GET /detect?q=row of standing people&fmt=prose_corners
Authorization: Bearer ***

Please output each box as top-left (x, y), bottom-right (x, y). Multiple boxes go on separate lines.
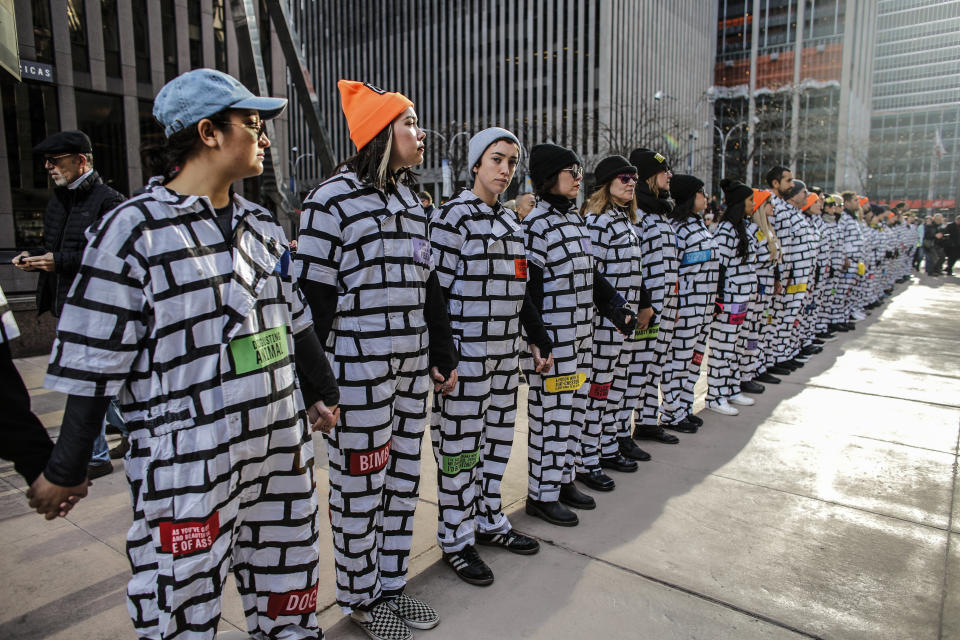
top-left (19, 70), bottom-right (914, 640)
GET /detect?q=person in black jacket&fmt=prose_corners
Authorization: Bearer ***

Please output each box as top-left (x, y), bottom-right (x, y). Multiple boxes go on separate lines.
top-left (942, 215), bottom-right (960, 276)
top-left (12, 130), bottom-right (125, 480)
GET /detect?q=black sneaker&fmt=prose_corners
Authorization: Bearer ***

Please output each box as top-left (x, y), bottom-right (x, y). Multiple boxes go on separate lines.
top-left (559, 482), bottom-right (596, 509)
top-left (476, 530), bottom-right (540, 555)
top-left (443, 545), bottom-right (493, 586)
top-left (685, 413), bottom-right (704, 427)
top-left (525, 498), bottom-right (579, 526)
top-left (768, 365), bottom-right (792, 376)
top-left (576, 469), bottom-right (616, 492)
top-left (740, 380), bottom-right (765, 394)
top-left (754, 372), bottom-right (781, 384)
top-left (816, 332), bottom-right (837, 342)
top-left (87, 460), bottom-right (113, 480)
top-left (618, 436), bottom-right (652, 461)
top-left (385, 593), bottom-right (441, 630)
top-left (352, 602), bottom-right (413, 640)
top-left (599, 453), bottom-right (639, 473)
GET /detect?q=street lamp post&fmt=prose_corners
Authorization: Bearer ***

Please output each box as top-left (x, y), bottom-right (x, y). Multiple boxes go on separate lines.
top-left (711, 120), bottom-right (751, 182)
top-left (289, 146), bottom-right (314, 200)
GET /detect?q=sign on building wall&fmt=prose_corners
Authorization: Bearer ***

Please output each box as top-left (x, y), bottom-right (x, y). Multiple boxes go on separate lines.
top-left (0, 0), bottom-right (20, 81)
top-left (19, 59), bottom-right (53, 82)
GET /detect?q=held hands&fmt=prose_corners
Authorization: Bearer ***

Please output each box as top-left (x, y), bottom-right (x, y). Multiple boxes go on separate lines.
top-left (431, 367), bottom-right (458, 396)
top-left (26, 475), bottom-right (89, 520)
top-left (530, 344), bottom-right (554, 374)
top-left (306, 401), bottom-right (339, 434)
top-left (634, 307), bottom-right (654, 332)
top-left (611, 306), bottom-right (637, 335)
top-left (14, 252), bottom-right (55, 272)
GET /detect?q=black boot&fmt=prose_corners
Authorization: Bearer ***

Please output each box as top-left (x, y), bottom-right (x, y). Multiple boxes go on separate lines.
top-left (559, 482), bottom-right (596, 509)
top-left (618, 437), bottom-right (652, 461)
top-left (599, 453), bottom-right (639, 473)
top-left (576, 469), bottom-right (616, 492)
top-left (525, 498), bottom-right (579, 526)
top-left (633, 425), bottom-right (680, 444)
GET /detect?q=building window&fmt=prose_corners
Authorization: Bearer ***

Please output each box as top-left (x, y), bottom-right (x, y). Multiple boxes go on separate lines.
top-left (1, 76), bottom-right (60, 249)
top-left (101, 0), bottom-right (122, 77)
top-left (132, 4), bottom-right (151, 84)
top-left (188, 1), bottom-right (203, 69)
top-left (138, 98), bottom-right (165, 183)
top-left (213, 0), bottom-right (227, 72)
top-left (75, 90), bottom-right (128, 195)
top-left (32, 0), bottom-right (55, 64)
top-left (67, 0), bottom-right (90, 74)
top-left (161, 0), bottom-right (178, 82)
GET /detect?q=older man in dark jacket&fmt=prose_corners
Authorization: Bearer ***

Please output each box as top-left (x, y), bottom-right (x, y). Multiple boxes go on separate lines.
top-left (12, 130), bottom-right (125, 479)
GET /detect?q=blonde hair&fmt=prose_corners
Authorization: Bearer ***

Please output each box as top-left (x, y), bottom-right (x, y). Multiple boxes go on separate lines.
top-left (752, 203), bottom-right (781, 264)
top-left (646, 175), bottom-right (660, 197)
top-left (584, 181), bottom-right (638, 224)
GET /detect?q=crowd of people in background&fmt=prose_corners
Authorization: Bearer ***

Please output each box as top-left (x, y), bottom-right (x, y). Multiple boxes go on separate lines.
top-left (2, 69), bottom-right (954, 640)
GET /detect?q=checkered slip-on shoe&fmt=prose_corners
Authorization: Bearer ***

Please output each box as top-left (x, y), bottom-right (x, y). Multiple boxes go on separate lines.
top-left (351, 602), bottom-right (412, 640)
top-left (385, 593), bottom-right (441, 630)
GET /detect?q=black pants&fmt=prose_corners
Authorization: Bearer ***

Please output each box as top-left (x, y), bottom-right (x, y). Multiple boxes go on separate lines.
top-left (0, 342), bottom-right (53, 484)
top-left (946, 250), bottom-right (960, 275)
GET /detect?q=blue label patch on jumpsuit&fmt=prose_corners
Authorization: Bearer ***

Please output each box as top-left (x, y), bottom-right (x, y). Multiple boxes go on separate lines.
top-left (44, 180), bottom-right (322, 640)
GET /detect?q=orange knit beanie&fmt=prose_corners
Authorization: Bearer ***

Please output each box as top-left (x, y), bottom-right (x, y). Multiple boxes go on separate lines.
top-left (337, 80), bottom-right (414, 151)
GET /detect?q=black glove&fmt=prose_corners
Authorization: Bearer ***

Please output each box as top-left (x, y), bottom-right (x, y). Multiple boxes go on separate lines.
top-left (610, 306), bottom-right (637, 334)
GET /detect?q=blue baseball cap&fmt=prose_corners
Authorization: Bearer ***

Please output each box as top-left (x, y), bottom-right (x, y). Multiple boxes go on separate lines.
top-left (153, 68), bottom-right (288, 138)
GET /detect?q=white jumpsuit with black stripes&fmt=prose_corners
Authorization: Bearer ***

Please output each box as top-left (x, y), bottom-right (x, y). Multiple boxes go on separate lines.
top-left (428, 190), bottom-right (527, 554)
top-left (660, 216), bottom-right (719, 426)
top-left (799, 214), bottom-right (824, 346)
top-left (768, 197), bottom-right (813, 365)
top-left (837, 212), bottom-right (864, 322)
top-left (740, 221), bottom-right (775, 381)
top-left (296, 171), bottom-right (432, 613)
top-left (45, 181), bottom-right (322, 640)
top-left (612, 209), bottom-right (680, 431)
top-left (521, 200), bottom-right (594, 502)
top-left (578, 206), bottom-right (644, 467)
top-left (818, 216), bottom-right (843, 329)
top-left (708, 221), bottom-right (757, 404)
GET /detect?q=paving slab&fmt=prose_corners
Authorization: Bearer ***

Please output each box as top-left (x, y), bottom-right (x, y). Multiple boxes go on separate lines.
top-left (943, 534), bottom-right (960, 640)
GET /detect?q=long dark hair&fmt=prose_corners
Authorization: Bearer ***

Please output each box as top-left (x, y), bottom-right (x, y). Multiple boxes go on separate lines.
top-left (337, 124), bottom-right (417, 191)
top-left (667, 196), bottom-right (697, 223)
top-left (141, 109), bottom-right (230, 182)
top-left (722, 200), bottom-right (751, 258)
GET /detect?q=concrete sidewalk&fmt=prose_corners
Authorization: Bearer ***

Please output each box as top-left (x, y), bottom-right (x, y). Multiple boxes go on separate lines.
top-left (1, 274), bottom-right (958, 639)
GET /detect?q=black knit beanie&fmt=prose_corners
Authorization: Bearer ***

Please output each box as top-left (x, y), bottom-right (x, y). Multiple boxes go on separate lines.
top-left (629, 147), bottom-right (671, 181)
top-left (593, 155), bottom-right (635, 186)
top-left (720, 178), bottom-right (753, 209)
top-left (530, 143), bottom-right (580, 189)
top-left (670, 174), bottom-right (704, 207)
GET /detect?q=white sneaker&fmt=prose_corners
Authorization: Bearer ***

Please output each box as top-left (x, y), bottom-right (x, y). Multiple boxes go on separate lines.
top-left (707, 400), bottom-right (739, 416)
top-left (794, 354), bottom-right (811, 362)
top-left (729, 393), bottom-right (755, 406)
top-left (852, 311), bottom-right (867, 321)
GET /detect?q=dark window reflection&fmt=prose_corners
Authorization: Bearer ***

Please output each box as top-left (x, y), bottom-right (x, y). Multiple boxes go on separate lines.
top-left (32, 0), bottom-right (55, 64)
top-left (161, 0), bottom-right (178, 81)
top-left (133, 4), bottom-right (151, 84)
top-left (67, 0), bottom-right (90, 74)
top-left (101, 0), bottom-right (122, 77)
top-left (75, 89), bottom-right (128, 196)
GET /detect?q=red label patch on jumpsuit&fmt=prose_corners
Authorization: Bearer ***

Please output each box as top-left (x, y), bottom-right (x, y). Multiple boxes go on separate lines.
top-left (348, 441), bottom-right (391, 475)
top-left (159, 513), bottom-right (221, 556)
top-left (588, 382), bottom-right (611, 400)
top-left (692, 351), bottom-right (704, 365)
top-left (266, 583), bottom-right (319, 619)
top-left (514, 258), bottom-right (528, 279)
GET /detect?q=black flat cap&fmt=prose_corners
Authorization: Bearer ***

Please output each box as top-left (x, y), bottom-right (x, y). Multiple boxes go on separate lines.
top-left (33, 130), bottom-right (93, 155)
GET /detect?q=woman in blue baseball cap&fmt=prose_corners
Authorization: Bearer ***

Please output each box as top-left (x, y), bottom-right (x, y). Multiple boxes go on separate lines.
top-left (31, 68), bottom-right (339, 639)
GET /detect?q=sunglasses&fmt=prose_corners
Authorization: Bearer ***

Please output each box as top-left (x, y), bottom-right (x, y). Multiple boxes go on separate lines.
top-left (215, 119), bottom-right (268, 138)
top-left (616, 174), bottom-right (638, 185)
top-left (43, 153), bottom-right (75, 167)
top-left (561, 166), bottom-right (583, 179)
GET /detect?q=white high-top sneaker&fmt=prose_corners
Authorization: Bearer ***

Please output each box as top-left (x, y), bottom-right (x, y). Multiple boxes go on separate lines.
top-left (729, 393), bottom-right (756, 406)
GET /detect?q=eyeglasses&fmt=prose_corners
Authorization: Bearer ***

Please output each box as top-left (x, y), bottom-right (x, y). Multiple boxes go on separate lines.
top-left (43, 153), bottom-right (75, 167)
top-left (215, 120), bottom-right (268, 138)
top-left (616, 174), bottom-right (637, 185)
top-left (561, 166), bottom-right (583, 179)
